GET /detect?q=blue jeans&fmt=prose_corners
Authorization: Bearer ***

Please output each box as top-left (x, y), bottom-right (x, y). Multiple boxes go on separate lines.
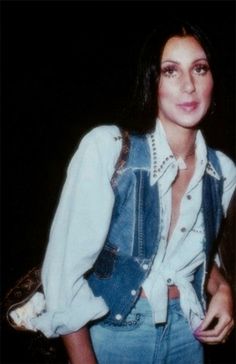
top-left (90, 297), bottom-right (203, 364)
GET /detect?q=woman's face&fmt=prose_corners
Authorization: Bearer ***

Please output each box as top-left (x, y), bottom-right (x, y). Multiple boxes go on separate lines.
top-left (157, 35), bottom-right (213, 130)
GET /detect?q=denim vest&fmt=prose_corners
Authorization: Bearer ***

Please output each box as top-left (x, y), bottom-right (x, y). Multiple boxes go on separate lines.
top-left (87, 134), bottom-right (223, 324)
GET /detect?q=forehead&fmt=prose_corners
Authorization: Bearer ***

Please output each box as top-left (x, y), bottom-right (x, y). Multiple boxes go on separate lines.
top-left (161, 36), bottom-right (207, 62)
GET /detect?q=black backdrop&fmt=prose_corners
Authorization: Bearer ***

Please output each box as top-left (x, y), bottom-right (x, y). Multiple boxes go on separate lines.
top-left (1, 1), bottom-right (236, 363)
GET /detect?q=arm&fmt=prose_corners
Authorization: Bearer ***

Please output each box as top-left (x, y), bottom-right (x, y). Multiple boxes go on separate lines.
top-left (218, 189), bottom-right (236, 291)
top-left (30, 127), bottom-right (121, 338)
top-left (195, 152), bottom-right (236, 344)
top-left (195, 263), bottom-right (234, 344)
top-left (62, 326), bottom-right (97, 364)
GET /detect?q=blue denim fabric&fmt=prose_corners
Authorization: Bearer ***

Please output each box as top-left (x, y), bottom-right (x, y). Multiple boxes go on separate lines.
top-left (90, 297), bottom-right (203, 364)
top-left (87, 135), bottom-right (161, 322)
top-left (87, 135), bottom-right (223, 325)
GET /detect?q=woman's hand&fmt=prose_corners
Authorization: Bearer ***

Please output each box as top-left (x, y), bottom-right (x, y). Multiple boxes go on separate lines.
top-left (194, 264), bottom-right (234, 344)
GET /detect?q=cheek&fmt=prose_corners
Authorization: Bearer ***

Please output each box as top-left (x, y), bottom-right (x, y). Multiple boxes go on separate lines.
top-left (201, 87), bottom-right (213, 112)
top-left (203, 84), bottom-right (213, 98)
top-left (157, 80), bottom-right (173, 100)
top-left (201, 77), bottom-right (214, 102)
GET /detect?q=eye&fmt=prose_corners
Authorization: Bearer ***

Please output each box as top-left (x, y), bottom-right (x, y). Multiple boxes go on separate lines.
top-left (193, 64), bottom-right (210, 75)
top-left (161, 65), bottom-right (178, 78)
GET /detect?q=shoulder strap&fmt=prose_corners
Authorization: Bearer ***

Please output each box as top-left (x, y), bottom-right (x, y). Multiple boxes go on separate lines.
top-left (111, 128), bottom-right (130, 187)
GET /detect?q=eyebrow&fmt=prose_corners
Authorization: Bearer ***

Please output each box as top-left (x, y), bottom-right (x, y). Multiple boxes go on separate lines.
top-left (161, 58), bottom-right (208, 65)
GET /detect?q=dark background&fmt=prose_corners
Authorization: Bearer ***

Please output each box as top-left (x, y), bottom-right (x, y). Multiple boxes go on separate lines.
top-left (1, 1), bottom-right (235, 363)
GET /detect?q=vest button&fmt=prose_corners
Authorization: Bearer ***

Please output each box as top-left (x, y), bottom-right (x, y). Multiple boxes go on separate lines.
top-left (187, 195), bottom-right (192, 200)
top-left (115, 314), bottom-right (122, 321)
top-left (180, 227), bottom-right (186, 233)
top-left (131, 290), bottom-right (136, 296)
top-left (142, 264), bottom-right (149, 270)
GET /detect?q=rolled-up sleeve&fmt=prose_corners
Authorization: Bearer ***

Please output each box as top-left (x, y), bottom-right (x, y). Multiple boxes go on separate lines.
top-left (32, 126), bottom-right (120, 337)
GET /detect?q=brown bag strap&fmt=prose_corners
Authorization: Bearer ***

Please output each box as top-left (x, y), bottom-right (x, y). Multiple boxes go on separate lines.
top-left (3, 265), bottom-right (42, 329)
top-left (111, 128), bottom-right (130, 188)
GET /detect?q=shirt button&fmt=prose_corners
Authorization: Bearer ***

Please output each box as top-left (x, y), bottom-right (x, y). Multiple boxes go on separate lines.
top-left (167, 278), bottom-right (173, 284)
top-left (142, 264), bottom-right (149, 270)
top-left (187, 195), bottom-right (192, 200)
top-left (131, 290), bottom-right (136, 296)
top-left (115, 314), bottom-right (122, 321)
top-left (180, 227), bottom-right (186, 233)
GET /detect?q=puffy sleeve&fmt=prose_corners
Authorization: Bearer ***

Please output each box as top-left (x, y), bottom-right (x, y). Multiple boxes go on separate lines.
top-left (32, 125), bottom-right (121, 337)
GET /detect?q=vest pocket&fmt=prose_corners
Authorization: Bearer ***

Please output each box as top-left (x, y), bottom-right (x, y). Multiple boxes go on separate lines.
top-left (93, 242), bottom-right (118, 279)
top-left (100, 311), bottom-right (144, 332)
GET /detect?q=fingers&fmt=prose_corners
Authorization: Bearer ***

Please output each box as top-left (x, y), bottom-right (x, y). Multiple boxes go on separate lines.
top-left (194, 318), bottom-right (234, 345)
top-left (198, 315), bottom-right (234, 337)
top-left (196, 324), bottom-right (233, 344)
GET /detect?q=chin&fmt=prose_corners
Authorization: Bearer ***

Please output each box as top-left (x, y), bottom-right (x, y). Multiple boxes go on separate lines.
top-left (160, 109), bottom-right (207, 129)
top-left (179, 118), bottom-right (202, 129)
top-left (173, 111), bottom-right (206, 129)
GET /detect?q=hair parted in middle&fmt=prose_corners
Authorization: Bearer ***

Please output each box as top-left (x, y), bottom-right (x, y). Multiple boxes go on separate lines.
top-left (119, 18), bottom-right (218, 135)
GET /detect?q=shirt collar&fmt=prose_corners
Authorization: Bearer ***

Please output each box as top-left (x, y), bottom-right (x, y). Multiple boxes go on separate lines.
top-left (147, 119), bottom-right (220, 186)
top-left (148, 120), bottom-right (175, 186)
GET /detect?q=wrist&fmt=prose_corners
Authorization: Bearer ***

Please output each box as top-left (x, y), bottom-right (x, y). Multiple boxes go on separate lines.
top-left (206, 263), bottom-right (231, 296)
top-left (217, 281), bottom-right (232, 294)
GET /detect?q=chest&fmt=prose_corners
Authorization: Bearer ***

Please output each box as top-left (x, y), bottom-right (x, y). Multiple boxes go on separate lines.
top-left (168, 160), bottom-right (196, 239)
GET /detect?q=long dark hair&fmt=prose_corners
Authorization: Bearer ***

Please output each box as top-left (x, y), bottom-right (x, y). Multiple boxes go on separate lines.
top-left (119, 19), bottom-right (218, 134)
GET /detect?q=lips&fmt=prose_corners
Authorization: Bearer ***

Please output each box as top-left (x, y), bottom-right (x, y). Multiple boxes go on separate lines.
top-left (177, 101), bottom-right (199, 112)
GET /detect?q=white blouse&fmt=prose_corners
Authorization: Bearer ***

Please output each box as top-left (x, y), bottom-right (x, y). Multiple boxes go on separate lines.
top-left (15, 120), bottom-right (236, 337)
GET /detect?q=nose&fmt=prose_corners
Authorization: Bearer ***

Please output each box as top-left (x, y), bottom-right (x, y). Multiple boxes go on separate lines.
top-left (181, 72), bottom-right (195, 94)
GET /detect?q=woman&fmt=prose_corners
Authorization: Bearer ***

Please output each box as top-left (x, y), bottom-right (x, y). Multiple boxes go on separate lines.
top-left (15, 20), bottom-right (236, 363)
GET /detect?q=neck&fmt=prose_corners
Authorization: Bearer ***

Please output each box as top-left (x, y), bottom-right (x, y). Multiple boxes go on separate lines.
top-left (161, 122), bottom-right (197, 159)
